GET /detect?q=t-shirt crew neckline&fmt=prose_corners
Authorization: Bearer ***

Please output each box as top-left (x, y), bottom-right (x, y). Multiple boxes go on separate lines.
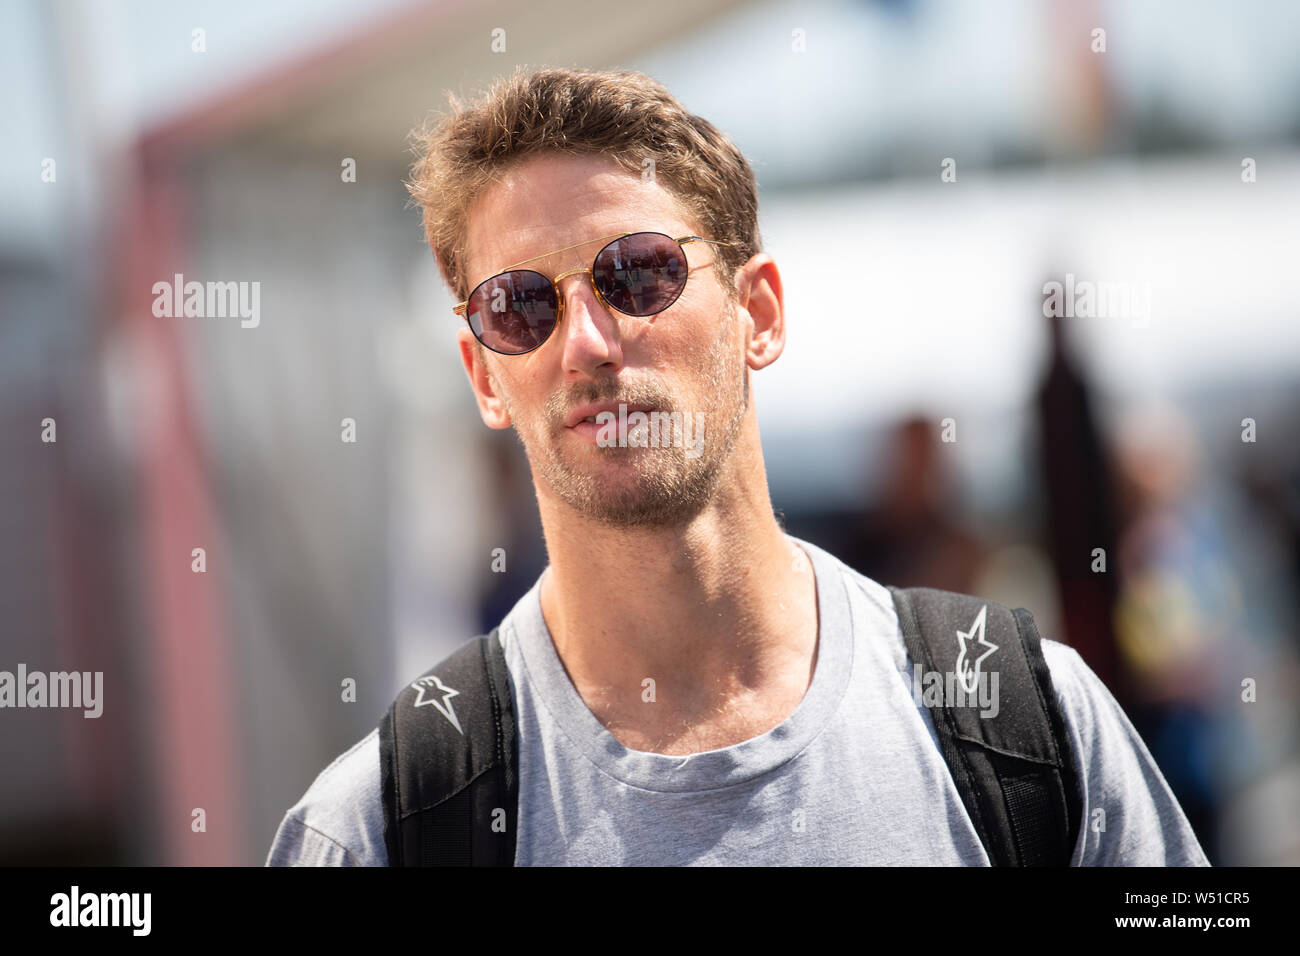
top-left (505, 534), bottom-right (854, 793)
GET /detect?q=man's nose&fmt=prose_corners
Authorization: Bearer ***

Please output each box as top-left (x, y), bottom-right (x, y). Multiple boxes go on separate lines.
top-left (556, 272), bottom-right (623, 373)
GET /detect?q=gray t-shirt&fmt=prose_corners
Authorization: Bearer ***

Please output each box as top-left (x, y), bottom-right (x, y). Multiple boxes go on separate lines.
top-left (266, 535), bottom-right (1209, 866)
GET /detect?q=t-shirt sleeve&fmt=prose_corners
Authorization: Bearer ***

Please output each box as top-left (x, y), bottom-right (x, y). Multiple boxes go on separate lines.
top-left (264, 728), bottom-right (388, 867)
top-left (266, 814), bottom-right (367, 866)
top-left (1040, 640), bottom-right (1211, 867)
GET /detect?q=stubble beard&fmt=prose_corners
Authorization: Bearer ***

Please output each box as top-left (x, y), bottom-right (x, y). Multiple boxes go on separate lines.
top-left (502, 301), bottom-right (750, 529)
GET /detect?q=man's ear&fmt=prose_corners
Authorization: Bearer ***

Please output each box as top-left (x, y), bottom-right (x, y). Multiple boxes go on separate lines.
top-left (735, 254), bottom-right (785, 370)
top-left (458, 327), bottom-right (513, 429)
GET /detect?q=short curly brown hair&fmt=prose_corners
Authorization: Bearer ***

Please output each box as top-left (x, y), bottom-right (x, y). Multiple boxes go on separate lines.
top-left (405, 66), bottom-right (761, 306)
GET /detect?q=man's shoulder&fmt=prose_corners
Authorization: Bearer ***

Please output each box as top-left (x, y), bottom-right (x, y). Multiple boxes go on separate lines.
top-left (809, 541), bottom-right (1210, 866)
top-left (1036, 637), bottom-right (1123, 752)
top-left (1034, 637), bottom-right (1211, 865)
top-left (265, 727), bottom-right (387, 867)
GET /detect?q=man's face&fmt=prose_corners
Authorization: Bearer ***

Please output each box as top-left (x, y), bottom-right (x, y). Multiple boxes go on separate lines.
top-left (458, 152), bottom-right (751, 529)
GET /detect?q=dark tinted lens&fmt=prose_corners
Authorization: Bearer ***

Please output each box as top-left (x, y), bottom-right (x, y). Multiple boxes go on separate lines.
top-left (592, 233), bottom-right (687, 316)
top-left (465, 270), bottom-right (558, 354)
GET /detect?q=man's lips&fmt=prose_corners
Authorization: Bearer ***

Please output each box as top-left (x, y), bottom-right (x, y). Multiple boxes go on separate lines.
top-left (564, 401), bottom-right (656, 428)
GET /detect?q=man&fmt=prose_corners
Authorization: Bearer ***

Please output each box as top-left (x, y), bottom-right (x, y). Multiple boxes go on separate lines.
top-left (267, 67), bottom-right (1208, 866)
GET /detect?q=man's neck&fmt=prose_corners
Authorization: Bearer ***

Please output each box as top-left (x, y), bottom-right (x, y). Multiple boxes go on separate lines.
top-left (535, 451), bottom-right (820, 755)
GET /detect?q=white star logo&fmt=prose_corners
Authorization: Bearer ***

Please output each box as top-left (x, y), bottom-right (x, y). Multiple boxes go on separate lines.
top-left (955, 605), bottom-right (997, 694)
top-left (411, 674), bottom-right (464, 734)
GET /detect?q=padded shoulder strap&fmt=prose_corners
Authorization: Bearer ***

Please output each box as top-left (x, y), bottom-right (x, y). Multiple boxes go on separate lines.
top-left (889, 586), bottom-right (1081, 866)
top-left (379, 628), bottom-right (518, 866)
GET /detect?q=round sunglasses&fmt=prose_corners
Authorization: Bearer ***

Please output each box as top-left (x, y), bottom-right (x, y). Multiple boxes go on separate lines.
top-left (452, 231), bottom-right (738, 355)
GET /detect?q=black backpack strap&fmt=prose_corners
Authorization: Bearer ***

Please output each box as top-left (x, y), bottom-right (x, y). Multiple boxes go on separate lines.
top-left (889, 586), bottom-right (1082, 866)
top-left (379, 627), bottom-right (518, 866)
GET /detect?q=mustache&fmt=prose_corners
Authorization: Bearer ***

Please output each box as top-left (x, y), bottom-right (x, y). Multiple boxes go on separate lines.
top-left (546, 380), bottom-right (673, 427)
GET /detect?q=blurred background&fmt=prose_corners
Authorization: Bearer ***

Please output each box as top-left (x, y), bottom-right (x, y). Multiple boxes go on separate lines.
top-left (2, 0), bottom-right (1298, 866)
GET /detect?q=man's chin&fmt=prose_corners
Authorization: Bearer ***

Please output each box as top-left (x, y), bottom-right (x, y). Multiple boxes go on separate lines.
top-left (568, 492), bottom-right (709, 530)
top-left (546, 456), bottom-right (714, 529)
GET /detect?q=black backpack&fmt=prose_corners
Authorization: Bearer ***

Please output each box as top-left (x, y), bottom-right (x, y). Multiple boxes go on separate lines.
top-left (379, 586), bottom-right (1082, 866)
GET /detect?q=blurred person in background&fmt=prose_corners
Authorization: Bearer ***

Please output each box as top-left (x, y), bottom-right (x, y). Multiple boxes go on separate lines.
top-left (1111, 403), bottom-right (1248, 864)
top-left (1035, 305), bottom-right (1126, 706)
top-left (839, 416), bottom-right (986, 594)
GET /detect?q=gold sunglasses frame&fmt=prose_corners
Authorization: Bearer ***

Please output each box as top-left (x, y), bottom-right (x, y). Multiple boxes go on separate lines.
top-left (451, 231), bottom-right (738, 353)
